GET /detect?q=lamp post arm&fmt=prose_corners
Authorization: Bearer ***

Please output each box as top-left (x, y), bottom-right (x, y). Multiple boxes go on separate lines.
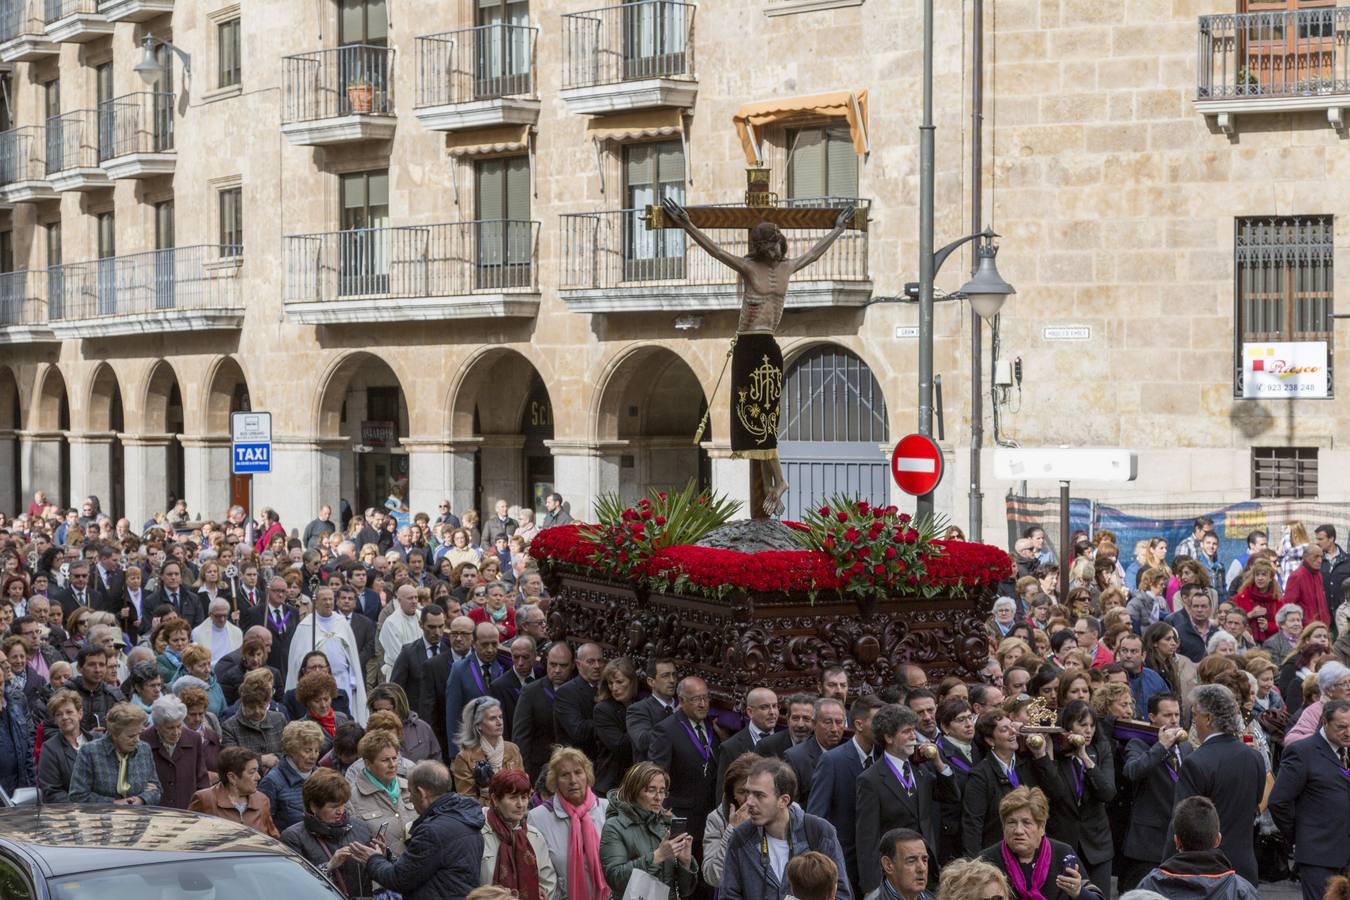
top-left (931, 226), bottom-right (998, 281)
top-left (159, 40), bottom-right (192, 79)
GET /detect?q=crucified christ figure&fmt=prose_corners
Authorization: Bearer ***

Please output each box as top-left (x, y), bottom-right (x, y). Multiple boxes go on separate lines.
top-left (661, 198), bottom-right (854, 517)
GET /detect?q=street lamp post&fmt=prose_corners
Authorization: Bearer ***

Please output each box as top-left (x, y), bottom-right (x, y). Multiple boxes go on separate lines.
top-left (915, 0), bottom-right (1015, 527)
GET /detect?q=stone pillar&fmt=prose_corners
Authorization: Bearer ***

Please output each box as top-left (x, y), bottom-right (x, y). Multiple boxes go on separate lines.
top-left (545, 440), bottom-right (624, 523)
top-left (181, 434), bottom-right (233, 521)
top-left (704, 441), bottom-right (752, 513)
top-left (67, 432), bottom-right (117, 512)
top-left (252, 438), bottom-right (347, 532)
top-left (19, 431), bottom-right (64, 509)
top-left (479, 434), bottom-right (526, 512)
top-left (403, 438), bottom-right (479, 520)
top-left (0, 430), bottom-right (17, 518)
top-left (121, 433), bottom-right (173, 529)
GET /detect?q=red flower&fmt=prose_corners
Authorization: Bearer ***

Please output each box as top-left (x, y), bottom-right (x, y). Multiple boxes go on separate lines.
top-left (884, 545), bottom-right (898, 559)
top-left (873, 564), bottom-right (886, 576)
top-left (823, 537), bottom-right (836, 550)
top-left (845, 527), bottom-right (861, 543)
top-left (857, 501), bottom-right (870, 513)
top-left (818, 506), bottom-right (830, 516)
top-left (836, 511), bottom-right (849, 523)
top-left (654, 516), bottom-right (666, 526)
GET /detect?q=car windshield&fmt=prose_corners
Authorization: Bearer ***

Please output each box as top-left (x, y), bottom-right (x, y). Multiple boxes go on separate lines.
top-left (48, 856), bottom-right (342, 900)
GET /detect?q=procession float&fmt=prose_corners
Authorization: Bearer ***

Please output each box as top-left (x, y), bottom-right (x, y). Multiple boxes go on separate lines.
top-left (534, 485), bottom-right (1012, 711)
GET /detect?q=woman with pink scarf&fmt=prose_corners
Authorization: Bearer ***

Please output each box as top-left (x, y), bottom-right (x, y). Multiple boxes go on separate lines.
top-left (528, 746), bottom-right (611, 900)
top-left (977, 787), bottom-right (1101, 900)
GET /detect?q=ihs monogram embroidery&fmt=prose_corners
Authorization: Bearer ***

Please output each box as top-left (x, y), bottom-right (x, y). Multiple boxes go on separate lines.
top-left (735, 354), bottom-right (783, 445)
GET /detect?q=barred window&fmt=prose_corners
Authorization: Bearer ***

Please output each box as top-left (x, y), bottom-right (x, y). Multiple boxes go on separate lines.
top-left (1235, 216), bottom-right (1333, 395)
top-left (1252, 446), bottom-right (1318, 499)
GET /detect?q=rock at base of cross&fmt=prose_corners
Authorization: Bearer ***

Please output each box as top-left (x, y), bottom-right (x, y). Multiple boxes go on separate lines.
top-left (696, 518), bottom-right (802, 553)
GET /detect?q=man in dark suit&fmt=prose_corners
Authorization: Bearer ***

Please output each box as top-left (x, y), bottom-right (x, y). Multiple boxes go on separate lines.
top-left (489, 634), bottom-right (538, 742)
top-left (626, 657), bottom-right (677, 759)
top-left (241, 577), bottom-right (300, 681)
top-left (1119, 692), bottom-right (1192, 892)
top-left (855, 704), bottom-right (959, 895)
top-left (150, 560), bottom-right (205, 628)
top-left (808, 694), bottom-right (885, 891)
top-left (514, 641), bottom-right (574, 782)
top-left (649, 675), bottom-right (720, 848)
top-left (757, 693), bottom-right (818, 760)
top-left (960, 710), bottom-right (1068, 857)
top-left (346, 566), bottom-right (382, 622)
top-left (422, 616), bottom-right (476, 763)
top-left (715, 687), bottom-right (779, 790)
top-left (784, 696), bottom-right (846, 808)
top-left (51, 560), bottom-right (96, 618)
top-left (553, 641), bottom-right (604, 759)
top-left (868, 828), bottom-right (936, 900)
top-left (335, 585), bottom-right (377, 685)
top-left (444, 621), bottom-right (508, 755)
top-left (389, 604), bottom-right (448, 722)
top-left (934, 698), bottom-right (977, 864)
top-left (1269, 698), bottom-right (1350, 900)
top-left (1168, 683), bottom-right (1265, 887)
top-left (91, 545), bottom-right (124, 607)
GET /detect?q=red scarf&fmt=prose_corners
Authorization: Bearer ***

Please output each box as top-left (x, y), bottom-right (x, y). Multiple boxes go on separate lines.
top-left (311, 709), bottom-right (336, 737)
top-left (1000, 836), bottom-right (1052, 900)
top-left (488, 807), bottom-right (542, 900)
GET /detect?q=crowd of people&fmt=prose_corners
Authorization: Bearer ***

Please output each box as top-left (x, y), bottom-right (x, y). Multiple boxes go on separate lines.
top-left (0, 496), bottom-right (1348, 900)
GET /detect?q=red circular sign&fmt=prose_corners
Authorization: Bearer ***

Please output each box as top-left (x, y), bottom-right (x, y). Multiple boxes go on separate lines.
top-left (891, 433), bottom-right (944, 496)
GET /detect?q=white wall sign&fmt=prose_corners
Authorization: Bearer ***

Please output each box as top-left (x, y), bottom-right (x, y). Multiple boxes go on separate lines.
top-left (894, 325), bottom-right (919, 339)
top-left (1042, 325), bottom-right (1092, 341)
top-left (1242, 342), bottom-right (1328, 399)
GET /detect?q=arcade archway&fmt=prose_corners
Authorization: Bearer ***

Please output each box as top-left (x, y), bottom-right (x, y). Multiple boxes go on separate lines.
top-left (317, 353), bottom-right (410, 517)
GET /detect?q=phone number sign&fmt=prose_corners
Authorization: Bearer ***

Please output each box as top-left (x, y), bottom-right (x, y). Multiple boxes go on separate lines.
top-left (1242, 342), bottom-right (1328, 399)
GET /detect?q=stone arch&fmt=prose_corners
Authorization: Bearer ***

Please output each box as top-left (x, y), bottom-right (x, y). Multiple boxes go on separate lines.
top-left (31, 364), bottom-right (69, 433)
top-left (86, 362), bottom-right (124, 434)
top-left (142, 359), bottom-right (185, 435)
top-left (0, 365), bottom-right (20, 514)
top-left (203, 356), bottom-right (251, 435)
top-left (29, 364), bottom-right (70, 507)
top-left (315, 351), bottom-right (413, 514)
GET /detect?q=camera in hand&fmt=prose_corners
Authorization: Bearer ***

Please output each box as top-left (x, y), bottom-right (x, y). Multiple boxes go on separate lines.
top-left (472, 759), bottom-right (495, 790)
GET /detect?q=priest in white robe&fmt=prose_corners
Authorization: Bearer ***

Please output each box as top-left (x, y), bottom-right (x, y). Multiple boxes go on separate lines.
top-left (286, 584), bottom-right (368, 724)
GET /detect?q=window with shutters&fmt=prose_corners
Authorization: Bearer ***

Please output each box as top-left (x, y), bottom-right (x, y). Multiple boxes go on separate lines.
top-left (476, 0), bottom-right (531, 98)
top-left (786, 125), bottom-right (858, 205)
top-left (1252, 446), bottom-right (1318, 498)
top-left (218, 18), bottom-right (242, 88)
top-left (219, 186), bottom-right (243, 256)
top-left (339, 169), bottom-right (390, 296)
top-left (97, 211), bottom-right (116, 316)
top-left (1234, 216), bottom-right (1333, 396)
top-left (45, 221), bottom-right (63, 320)
top-left (623, 140), bottom-right (685, 280)
top-left (475, 155), bottom-right (532, 288)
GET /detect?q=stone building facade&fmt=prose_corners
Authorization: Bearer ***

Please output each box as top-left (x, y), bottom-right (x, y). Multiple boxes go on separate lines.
top-left (0, 0), bottom-right (1343, 534)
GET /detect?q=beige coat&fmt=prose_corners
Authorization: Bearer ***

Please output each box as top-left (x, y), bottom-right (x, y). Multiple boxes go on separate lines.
top-left (451, 741), bottom-right (524, 804)
top-left (481, 817), bottom-right (559, 900)
top-left (346, 769), bottom-right (418, 856)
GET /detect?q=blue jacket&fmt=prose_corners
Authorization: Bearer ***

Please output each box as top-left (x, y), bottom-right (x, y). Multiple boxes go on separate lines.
top-left (444, 654), bottom-right (506, 755)
top-left (1127, 666), bottom-right (1169, 716)
top-left (720, 805), bottom-right (851, 900)
top-left (366, 792), bottom-right (485, 900)
top-left (0, 696), bottom-right (34, 792)
top-left (804, 739), bottom-right (867, 889)
top-left (258, 757), bottom-right (309, 831)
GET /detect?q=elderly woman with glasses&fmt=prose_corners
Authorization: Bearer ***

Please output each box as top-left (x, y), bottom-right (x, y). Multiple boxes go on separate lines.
top-left (978, 787), bottom-right (1101, 900)
top-left (599, 761), bottom-right (697, 898)
top-left (451, 695), bottom-right (524, 803)
top-left (68, 702), bottom-right (161, 805)
top-left (142, 693), bottom-right (211, 809)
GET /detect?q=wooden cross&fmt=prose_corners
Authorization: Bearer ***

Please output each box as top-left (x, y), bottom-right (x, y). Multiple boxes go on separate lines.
top-left (640, 166), bottom-right (869, 232)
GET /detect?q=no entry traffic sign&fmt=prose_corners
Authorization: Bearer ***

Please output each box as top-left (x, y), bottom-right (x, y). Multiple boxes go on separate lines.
top-left (891, 433), bottom-right (943, 496)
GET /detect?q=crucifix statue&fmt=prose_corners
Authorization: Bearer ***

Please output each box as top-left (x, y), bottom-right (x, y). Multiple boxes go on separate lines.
top-left (648, 168), bottom-right (864, 517)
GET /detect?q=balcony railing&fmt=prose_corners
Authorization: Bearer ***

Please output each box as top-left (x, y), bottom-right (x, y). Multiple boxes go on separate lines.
top-left (562, 1), bottom-right (695, 89)
top-left (43, 0), bottom-right (95, 22)
top-left (416, 24), bottom-right (538, 106)
top-left (285, 221), bottom-right (539, 304)
top-left (1199, 7), bottom-right (1350, 99)
top-left (45, 109), bottom-right (100, 173)
top-left (98, 92), bottom-right (173, 160)
top-left (283, 44), bottom-right (394, 123)
top-left (0, 270), bottom-right (45, 327)
top-left (0, 0), bottom-right (46, 40)
top-left (559, 200), bottom-right (869, 291)
top-left (0, 126), bottom-right (46, 184)
top-left (47, 245), bottom-right (241, 322)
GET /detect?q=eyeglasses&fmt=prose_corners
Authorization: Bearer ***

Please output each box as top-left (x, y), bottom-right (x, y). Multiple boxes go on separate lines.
top-left (450, 630), bottom-right (474, 637)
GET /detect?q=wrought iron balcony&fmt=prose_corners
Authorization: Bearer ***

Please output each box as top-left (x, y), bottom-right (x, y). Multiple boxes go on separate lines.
top-left (283, 221), bottom-right (541, 324)
top-left (414, 25), bottom-right (540, 131)
top-left (282, 44), bottom-right (396, 145)
top-left (558, 200), bottom-right (871, 313)
top-left (98, 92), bottom-right (175, 178)
top-left (1197, 7), bottom-right (1350, 131)
top-left (96, 0), bottom-right (172, 22)
top-left (0, 126), bottom-right (56, 202)
top-left (560, 1), bottom-right (697, 113)
top-left (0, 270), bottom-right (54, 343)
top-left (0, 0), bottom-right (57, 61)
top-left (46, 244), bottom-right (245, 338)
top-left (44, 109), bottom-right (110, 191)
top-left (43, 0), bottom-right (111, 42)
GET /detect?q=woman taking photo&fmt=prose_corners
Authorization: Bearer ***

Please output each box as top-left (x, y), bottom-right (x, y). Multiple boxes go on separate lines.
top-left (599, 761), bottom-right (697, 899)
top-left (259, 719), bottom-right (325, 831)
top-left (978, 787), bottom-right (1102, 899)
top-left (37, 689), bottom-right (89, 802)
top-left (482, 768), bottom-right (557, 900)
top-left (701, 752), bottom-right (758, 888)
top-left (593, 658), bottom-right (638, 794)
top-left (346, 729), bottom-right (417, 856)
top-left (282, 768), bottom-right (375, 899)
top-left (451, 695), bottom-right (523, 802)
top-left (189, 746), bottom-right (281, 837)
top-left (528, 746), bottom-right (610, 900)
top-left (1047, 701), bottom-right (1115, 895)
top-left (68, 702), bottom-right (161, 805)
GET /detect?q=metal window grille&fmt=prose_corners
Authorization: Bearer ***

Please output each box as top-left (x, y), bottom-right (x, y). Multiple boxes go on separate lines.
top-left (1252, 446), bottom-right (1318, 499)
top-left (1234, 215), bottom-right (1333, 396)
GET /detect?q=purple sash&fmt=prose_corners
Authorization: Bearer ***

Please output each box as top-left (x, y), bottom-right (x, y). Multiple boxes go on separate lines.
top-left (1071, 759), bottom-right (1085, 800)
top-left (883, 755), bottom-right (915, 793)
top-left (470, 660), bottom-right (489, 693)
top-left (938, 737), bottom-right (972, 773)
top-left (679, 718), bottom-right (711, 761)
